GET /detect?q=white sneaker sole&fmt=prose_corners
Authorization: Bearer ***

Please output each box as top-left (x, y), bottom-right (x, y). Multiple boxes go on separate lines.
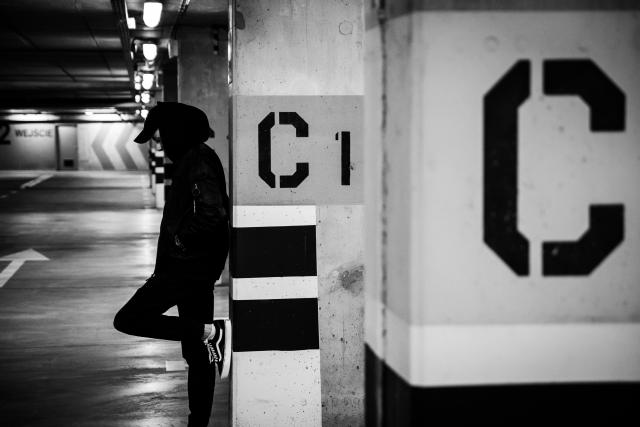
top-left (214, 317), bottom-right (232, 380)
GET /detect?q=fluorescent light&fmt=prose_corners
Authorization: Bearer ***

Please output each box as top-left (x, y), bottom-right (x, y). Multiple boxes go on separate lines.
top-left (85, 111), bottom-right (94, 116)
top-left (141, 109), bottom-right (149, 119)
top-left (7, 113), bottom-right (60, 121)
top-left (127, 17), bottom-right (136, 29)
top-left (143, 2), bottom-right (162, 28)
top-left (142, 43), bottom-right (158, 61)
top-left (141, 92), bottom-right (151, 104)
top-left (135, 94), bottom-right (141, 103)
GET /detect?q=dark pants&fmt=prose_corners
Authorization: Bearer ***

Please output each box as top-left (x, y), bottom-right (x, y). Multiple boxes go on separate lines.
top-left (113, 273), bottom-right (216, 427)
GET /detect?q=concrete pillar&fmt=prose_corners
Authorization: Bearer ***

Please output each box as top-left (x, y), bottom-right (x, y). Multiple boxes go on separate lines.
top-left (229, 0), bottom-right (364, 425)
top-left (364, 1), bottom-right (640, 425)
top-left (177, 25), bottom-right (230, 284)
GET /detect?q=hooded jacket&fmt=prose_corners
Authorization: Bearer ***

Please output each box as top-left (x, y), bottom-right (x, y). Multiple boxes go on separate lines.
top-left (135, 102), bottom-right (229, 281)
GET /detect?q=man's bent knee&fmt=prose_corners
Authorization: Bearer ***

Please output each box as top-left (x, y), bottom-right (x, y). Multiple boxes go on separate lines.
top-left (113, 309), bottom-right (131, 334)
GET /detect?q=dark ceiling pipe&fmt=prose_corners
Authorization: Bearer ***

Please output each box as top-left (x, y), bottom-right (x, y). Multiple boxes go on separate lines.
top-left (110, 0), bottom-right (135, 92)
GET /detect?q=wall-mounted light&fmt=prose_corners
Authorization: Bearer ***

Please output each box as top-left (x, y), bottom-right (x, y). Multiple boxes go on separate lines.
top-left (142, 43), bottom-right (158, 61)
top-left (141, 73), bottom-right (155, 90)
top-left (141, 92), bottom-right (151, 104)
top-left (143, 2), bottom-right (163, 28)
top-left (135, 82), bottom-right (142, 91)
top-left (141, 109), bottom-right (149, 119)
top-left (134, 73), bottom-right (142, 83)
top-left (135, 94), bottom-right (141, 103)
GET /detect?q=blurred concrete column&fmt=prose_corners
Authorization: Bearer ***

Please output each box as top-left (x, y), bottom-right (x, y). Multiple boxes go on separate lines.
top-left (364, 0), bottom-right (640, 425)
top-left (229, 0), bottom-right (364, 425)
top-left (177, 25), bottom-right (230, 284)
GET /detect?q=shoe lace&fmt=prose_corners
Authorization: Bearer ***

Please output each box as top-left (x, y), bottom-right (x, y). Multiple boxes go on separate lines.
top-left (204, 340), bottom-right (220, 364)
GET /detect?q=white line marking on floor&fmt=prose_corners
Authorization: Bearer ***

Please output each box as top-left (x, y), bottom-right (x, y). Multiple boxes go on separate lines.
top-left (0, 249), bottom-right (49, 288)
top-left (20, 174), bottom-right (53, 189)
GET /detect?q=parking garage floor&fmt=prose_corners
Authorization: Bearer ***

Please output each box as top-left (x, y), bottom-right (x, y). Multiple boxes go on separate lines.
top-left (0, 170), bottom-right (229, 427)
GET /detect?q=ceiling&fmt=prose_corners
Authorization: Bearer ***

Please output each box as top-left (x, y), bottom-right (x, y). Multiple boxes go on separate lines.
top-left (0, 0), bottom-right (226, 119)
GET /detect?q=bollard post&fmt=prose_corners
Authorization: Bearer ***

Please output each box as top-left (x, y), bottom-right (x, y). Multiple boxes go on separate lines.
top-left (149, 145), bottom-right (156, 194)
top-left (154, 149), bottom-right (164, 209)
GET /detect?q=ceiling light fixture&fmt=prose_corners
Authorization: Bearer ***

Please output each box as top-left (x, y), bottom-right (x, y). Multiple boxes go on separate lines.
top-left (141, 109), bottom-right (149, 119)
top-left (127, 17), bottom-right (136, 29)
top-left (135, 94), bottom-right (141, 103)
top-left (142, 43), bottom-right (158, 61)
top-left (85, 111), bottom-right (94, 116)
top-left (134, 82), bottom-right (142, 91)
top-left (141, 73), bottom-right (155, 90)
top-left (141, 92), bottom-right (151, 104)
top-left (143, 2), bottom-right (163, 28)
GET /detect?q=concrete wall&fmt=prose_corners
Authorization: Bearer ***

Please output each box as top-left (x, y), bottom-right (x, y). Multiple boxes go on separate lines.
top-left (0, 123), bottom-right (57, 170)
top-left (230, 0), bottom-right (364, 425)
top-left (365, 0), bottom-right (640, 424)
top-left (177, 27), bottom-right (229, 180)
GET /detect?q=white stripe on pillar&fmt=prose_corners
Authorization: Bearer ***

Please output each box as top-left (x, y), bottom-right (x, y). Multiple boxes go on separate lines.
top-left (232, 350), bottom-right (321, 426)
top-left (233, 205), bottom-right (316, 227)
top-left (367, 297), bottom-right (640, 387)
top-left (232, 276), bottom-right (319, 300)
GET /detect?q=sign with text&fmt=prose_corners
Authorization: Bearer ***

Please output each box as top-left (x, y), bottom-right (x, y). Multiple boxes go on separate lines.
top-left (0, 123), bottom-right (56, 169)
top-left (416, 12), bottom-right (640, 325)
top-left (232, 96), bottom-right (362, 205)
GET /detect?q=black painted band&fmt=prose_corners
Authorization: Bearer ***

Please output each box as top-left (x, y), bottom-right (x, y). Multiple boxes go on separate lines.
top-left (232, 298), bottom-right (319, 352)
top-left (365, 345), bottom-right (639, 425)
top-left (231, 225), bottom-right (317, 278)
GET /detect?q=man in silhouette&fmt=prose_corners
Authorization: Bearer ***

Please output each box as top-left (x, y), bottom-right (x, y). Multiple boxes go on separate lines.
top-left (114, 102), bottom-right (230, 427)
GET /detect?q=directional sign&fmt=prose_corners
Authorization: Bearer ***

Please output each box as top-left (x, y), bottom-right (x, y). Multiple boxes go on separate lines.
top-left (0, 249), bottom-right (49, 287)
top-left (77, 123), bottom-right (148, 171)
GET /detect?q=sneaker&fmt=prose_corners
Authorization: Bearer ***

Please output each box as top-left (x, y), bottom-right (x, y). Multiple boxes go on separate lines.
top-left (204, 318), bottom-right (231, 379)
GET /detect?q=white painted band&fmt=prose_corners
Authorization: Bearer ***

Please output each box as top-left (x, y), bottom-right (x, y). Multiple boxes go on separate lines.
top-left (154, 167), bottom-right (164, 173)
top-left (155, 151), bottom-right (164, 158)
top-left (366, 297), bottom-right (640, 387)
top-left (20, 174), bottom-right (53, 189)
top-left (232, 276), bottom-right (318, 300)
top-left (232, 350), bottom-right (321, 426)
top-left (233, 205), bottom-right (316, 228)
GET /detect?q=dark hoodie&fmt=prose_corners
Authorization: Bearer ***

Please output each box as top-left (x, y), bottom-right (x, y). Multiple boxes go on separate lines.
top-left (135, 102), bottom-right (229, 281)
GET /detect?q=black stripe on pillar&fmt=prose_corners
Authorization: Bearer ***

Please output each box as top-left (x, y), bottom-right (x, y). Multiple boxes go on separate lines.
top-left (232, 298), bottom-right (319, 351)
top-left (231, 226), bottom-right (317, 278)
top-left (365, 345), bottom-right (639, 425)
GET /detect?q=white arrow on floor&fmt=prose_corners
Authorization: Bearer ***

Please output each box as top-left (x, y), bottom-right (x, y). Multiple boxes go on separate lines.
top-left (0, 249), bottom-right (49, 288)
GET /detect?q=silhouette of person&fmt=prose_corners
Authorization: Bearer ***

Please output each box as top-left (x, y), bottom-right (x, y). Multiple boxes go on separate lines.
top-left (114, 102), bottom-right (230, 427)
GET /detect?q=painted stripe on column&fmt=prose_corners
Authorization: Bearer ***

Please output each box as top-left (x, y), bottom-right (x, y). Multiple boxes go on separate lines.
top-left (231, 226), bottom-right (317, 278)
top-left (365, 346), bottom-right (640, 426)
top-left (91, 124), bottom-right (114, 170)
top-left (232, 298), bottom-right (319, 352)
top-left (233, 350), bottom-right (321, 425)
top-left (233, 276), bottom-right (319, 300)
top-left (233, 205), bottom-right (316, 227)
top-left (367, 298), bottom-right (640, 386)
